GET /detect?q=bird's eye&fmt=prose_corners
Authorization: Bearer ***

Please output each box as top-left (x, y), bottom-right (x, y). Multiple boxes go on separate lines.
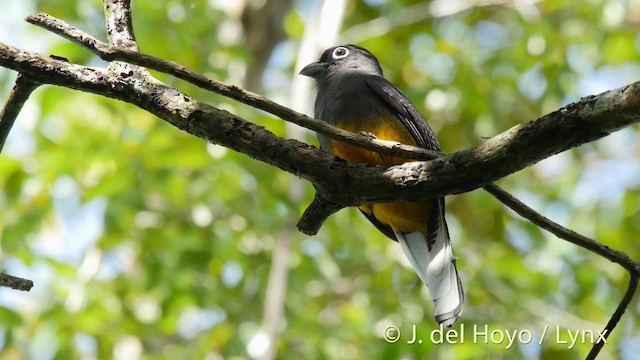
top-left (332, 47), bottom-right (350, 59)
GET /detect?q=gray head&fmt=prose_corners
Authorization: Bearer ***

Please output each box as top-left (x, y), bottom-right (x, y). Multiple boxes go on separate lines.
top-left (299, 45), bottom-right (384, 83)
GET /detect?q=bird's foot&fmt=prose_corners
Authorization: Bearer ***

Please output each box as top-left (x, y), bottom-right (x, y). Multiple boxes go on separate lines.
top-left (358, 131), bottom-right (378, 140)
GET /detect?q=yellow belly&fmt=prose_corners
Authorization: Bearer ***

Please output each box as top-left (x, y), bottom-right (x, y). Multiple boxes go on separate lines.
top-left (329, 117), bottom-right (430, 233)
top-left (359, 202), bottom-right (428, 233)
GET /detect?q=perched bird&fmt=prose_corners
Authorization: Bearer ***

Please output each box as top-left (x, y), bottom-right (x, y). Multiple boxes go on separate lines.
top-left (300, 45), bottom-right (464, 326)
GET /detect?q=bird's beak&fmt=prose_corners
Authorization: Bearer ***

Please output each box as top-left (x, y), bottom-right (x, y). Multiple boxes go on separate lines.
top-left (299, 61), bottom-right (328, 78)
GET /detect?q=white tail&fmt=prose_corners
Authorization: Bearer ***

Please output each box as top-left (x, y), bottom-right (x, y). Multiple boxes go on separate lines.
top-left (394, 206), bottom-right (464, 327)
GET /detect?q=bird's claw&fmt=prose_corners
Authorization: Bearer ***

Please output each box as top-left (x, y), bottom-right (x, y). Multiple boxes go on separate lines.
top-left (358, 131), bottom-right (378, 140)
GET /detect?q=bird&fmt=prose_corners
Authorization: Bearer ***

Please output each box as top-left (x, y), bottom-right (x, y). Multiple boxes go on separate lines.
top-left (300, 45), bottom-right (464, 327)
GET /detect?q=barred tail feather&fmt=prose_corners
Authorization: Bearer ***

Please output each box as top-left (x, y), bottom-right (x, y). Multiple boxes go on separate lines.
top-left (394, 207), bottom-right (464, 327)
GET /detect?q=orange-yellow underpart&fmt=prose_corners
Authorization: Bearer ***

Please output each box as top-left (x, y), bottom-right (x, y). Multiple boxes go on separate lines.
top-left (330, 116), bottom-right (430, 233)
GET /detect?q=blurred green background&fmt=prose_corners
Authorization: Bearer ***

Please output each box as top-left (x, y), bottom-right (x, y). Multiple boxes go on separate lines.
top-left (1, 0), bottom-right (639, 359)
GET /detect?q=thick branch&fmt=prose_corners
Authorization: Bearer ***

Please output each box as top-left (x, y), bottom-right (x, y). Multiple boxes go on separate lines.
top-left (296, 195), bottom-right (343, 235)
top-left (3, 41), bottom-right (640, 230)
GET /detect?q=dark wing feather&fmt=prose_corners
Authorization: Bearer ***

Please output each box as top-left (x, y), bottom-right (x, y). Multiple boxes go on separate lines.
top-left (364, 76), bottom-right (440, 152)
top-left (360, 210), bottom-right (397, 241)
top-left (363, 76), bottom-right (445, 241)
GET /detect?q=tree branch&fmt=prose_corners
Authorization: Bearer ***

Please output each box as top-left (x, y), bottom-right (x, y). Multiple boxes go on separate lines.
top-left (0, 272), bottom-right (34, 291)
top-left (297, 194), bottom-right (343, 235)
top-left (484, 184), bottom-right (639, 273)
top-left (0, 73), bottom-right (40, 152)
top-left (485, 183), bottom-right (640, 359)
top-left (3, 35), bottom-right (640, 234)
top-left (0, 73), bottom-right (40, 290)
top-left (104, 0), bottom-right (138, 51)
top-left (587, 273), bottom-right (639, 359)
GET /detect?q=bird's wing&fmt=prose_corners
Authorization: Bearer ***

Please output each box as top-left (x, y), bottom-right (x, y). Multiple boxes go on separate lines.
top-left (356, 75), bottom-right (442, 242)
top-left (366, 75), bottom-right (464, 327)
top-left (364, 76), bottom-right (440, 152)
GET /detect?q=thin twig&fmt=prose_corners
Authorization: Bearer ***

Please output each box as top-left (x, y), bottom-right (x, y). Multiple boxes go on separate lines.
top-left (0, 73), bottom-right (40, 152)
top-left (484, 184), bottom-right (640, 358)
top-left (0, 273), bottom-right (33, 291)
top-left (484, 184), bottom-right (639, 272)
top-left (587, 273), bottom-right (639, 359)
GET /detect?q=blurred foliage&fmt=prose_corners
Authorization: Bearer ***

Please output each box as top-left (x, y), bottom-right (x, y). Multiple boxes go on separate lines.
top-left (1, 0), bottom-right (640, 359)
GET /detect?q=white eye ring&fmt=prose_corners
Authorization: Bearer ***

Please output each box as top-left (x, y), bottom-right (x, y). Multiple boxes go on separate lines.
top-left (332, 47), bottom-right (350, 59)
